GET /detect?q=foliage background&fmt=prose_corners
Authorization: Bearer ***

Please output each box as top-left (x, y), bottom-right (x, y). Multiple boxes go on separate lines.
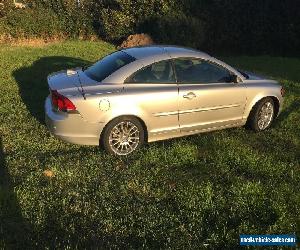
top-left (0, 0), bottom-right (299, 55)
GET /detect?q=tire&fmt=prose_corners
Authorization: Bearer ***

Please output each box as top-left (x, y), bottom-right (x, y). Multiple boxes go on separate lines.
top-left (101, 116), bottom-right (145, 155)
top-left (248, 97), bottom-right (275, 132)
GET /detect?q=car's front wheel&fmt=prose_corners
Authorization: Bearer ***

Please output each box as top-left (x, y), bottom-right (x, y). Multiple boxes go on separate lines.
top-left (248, 97), bottom-right (275, 132)
top-left (101, 116), bottom-right (145, 155)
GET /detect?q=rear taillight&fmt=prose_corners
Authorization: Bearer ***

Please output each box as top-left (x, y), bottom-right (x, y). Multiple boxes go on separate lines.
top-left (51, 90), bottom-right (76, 112)
top-left (280, 86), bottom-right (285, 97)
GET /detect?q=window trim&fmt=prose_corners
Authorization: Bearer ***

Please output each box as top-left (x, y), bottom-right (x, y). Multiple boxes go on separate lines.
top-left (124, 59), bottom-right (177, 84)
top-left (171, 57), bottom-right (239, 85)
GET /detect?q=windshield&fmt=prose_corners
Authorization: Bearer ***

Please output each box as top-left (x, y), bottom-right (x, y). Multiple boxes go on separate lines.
top-left (84, 51), bottom-right (136, 82)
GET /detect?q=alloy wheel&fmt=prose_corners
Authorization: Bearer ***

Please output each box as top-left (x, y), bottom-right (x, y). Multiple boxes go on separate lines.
top-left (108, 121), bottom-right (140, 155)
top-left (257, 101), bottom-right (274, 130)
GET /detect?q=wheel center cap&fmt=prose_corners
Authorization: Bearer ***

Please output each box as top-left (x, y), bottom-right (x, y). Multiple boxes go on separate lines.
top-left (120, 134), bottom-right (128, 142)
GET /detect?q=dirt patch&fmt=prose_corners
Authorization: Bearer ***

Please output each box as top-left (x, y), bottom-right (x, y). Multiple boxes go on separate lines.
top-left (119, 33), bottom-right (154, 49)
top-left (10, 39), bottom-right (62, 47)
top-left (0, 35), bottom-right (100, 47)
top-left (0, 34), bottom-right (65, 47)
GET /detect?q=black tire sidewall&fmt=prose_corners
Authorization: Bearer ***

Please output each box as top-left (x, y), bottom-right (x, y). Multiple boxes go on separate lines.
top-left (101, 116), bottom-right (145, 155)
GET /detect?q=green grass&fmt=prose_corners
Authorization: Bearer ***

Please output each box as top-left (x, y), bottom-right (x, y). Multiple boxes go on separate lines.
top-left (0, 41), bottom-right (299, 249)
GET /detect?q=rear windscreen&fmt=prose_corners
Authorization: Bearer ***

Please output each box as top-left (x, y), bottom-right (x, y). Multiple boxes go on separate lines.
top-left (84, 51), bottom-right (135, 82)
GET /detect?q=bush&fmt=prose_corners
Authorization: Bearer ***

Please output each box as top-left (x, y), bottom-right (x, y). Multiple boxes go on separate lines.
top-left (184, 0), bottom-right (300, 55)
top-left (28, 0), bottom-right (96, 39)
top-left (139, 12), bottom-right (206, 49)
top-left (0, 1), bottom-right (13, 18)
top-left (98, 0), bottom-right (206, 49)
top-left (100, 8), bottom-right (135, 42)
top-left (0, 5), bottom-right (96, 40)
top-left (99, 0), bottom-right (177, 42)
top-left (1, 8), bottom-right (64, 39)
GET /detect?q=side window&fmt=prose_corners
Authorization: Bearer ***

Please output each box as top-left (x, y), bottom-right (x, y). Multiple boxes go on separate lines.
top-left (126, 60), bottom-right (176, 83)
top-left (174, 58), bottom-right (232, 84)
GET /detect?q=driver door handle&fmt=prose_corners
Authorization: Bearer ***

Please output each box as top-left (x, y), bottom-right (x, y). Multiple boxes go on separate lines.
top-left (183, 92), bottom-right (197, 99)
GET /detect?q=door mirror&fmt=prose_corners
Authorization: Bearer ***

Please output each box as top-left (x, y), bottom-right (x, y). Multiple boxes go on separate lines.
top-left (229, 74), bottom-right (240, 83)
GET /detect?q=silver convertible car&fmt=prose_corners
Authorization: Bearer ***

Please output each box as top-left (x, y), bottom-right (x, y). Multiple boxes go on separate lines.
top-left (45, 46), bottom-right (284, 155)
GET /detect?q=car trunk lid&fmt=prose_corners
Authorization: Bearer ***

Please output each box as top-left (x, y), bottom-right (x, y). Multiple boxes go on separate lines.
top-left (47, 67), bottom-right (101, 93)
top-left (47, 67), bottom-right (83, 91)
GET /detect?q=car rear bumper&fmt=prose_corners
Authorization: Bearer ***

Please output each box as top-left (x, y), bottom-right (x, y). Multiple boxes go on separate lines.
top-left (45, 97), bottom-right (104, 146)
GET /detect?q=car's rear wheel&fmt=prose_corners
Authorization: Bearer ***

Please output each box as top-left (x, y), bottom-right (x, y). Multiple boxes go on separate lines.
top-left (248, 97), bottom-right (275, 132)
top-left (101, 116), bottom-right (145, 155)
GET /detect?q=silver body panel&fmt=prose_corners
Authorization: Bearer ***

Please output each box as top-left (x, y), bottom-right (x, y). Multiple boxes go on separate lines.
top-left (45, 46), bottom-right (283, 146)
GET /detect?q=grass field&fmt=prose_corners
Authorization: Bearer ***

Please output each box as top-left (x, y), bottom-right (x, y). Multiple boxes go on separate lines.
top-left (0, 41), bottom-right (299, 249)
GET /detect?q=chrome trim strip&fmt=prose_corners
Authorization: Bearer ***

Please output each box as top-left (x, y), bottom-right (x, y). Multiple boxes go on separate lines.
top-left (179, 103), bottom-right (241, 115)
top-left (153, 103), bottom-right (240, 117)
top-left (153, 111), bottom-right (178, 117)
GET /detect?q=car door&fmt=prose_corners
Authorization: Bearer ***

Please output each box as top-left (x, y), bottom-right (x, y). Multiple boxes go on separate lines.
top-left (174, 58), bottom-right (247, 132)
top-left (124, 60), bottom-right (179, 140)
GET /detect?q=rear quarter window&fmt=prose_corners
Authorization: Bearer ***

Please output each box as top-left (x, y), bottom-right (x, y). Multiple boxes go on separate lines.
top-left (84, 51), bottom-right (135, 82)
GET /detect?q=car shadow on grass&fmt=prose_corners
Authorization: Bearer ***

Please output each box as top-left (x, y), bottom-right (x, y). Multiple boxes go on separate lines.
top-left (13, 56), bottom-right (91, 124)
top-left (0, 137), bottom-right (33, 248)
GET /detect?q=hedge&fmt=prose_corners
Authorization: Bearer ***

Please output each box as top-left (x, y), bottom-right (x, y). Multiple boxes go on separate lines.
top-left (1, 8), bottom-right (63, 39)
top-left (0, 0), bottom-right (299, 55)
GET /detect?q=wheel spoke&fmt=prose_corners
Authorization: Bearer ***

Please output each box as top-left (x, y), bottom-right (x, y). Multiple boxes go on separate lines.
top-left (112, 140), bottom-right (120, 146)
top-left (129, 129), bottom-right (138, 136)
top-left (111, 131), bottom-right (120, 137)
top-left (129, 136), bottom-right (139, 140)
